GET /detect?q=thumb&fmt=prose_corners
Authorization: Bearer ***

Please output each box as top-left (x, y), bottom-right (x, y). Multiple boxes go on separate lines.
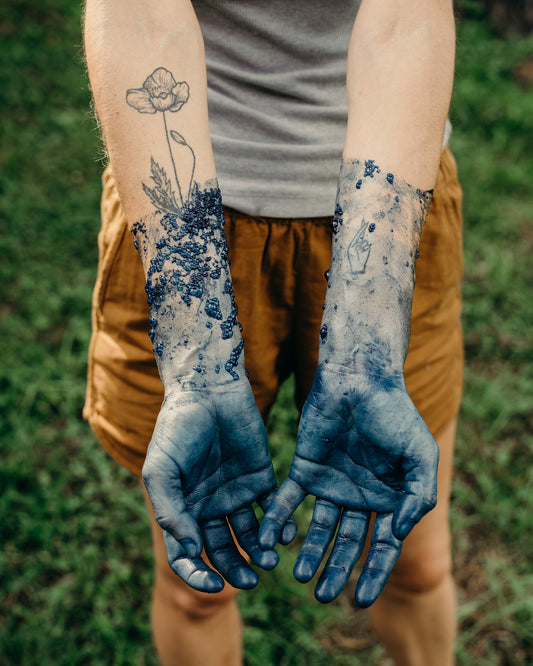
top-left (392, 492), bottom-right (436, 541)
top-left (258, 478), bottom-right (306, 550)
top-left (142, 451), bottom-right (203, 558)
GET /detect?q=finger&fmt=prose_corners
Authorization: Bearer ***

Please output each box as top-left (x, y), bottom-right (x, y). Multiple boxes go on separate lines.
top-left (355, 513), bottom-right (402, 608)
top-left (142, 454), bottom-right (203, 558)
top-left (293, 499), bottom-right (341, 583)
top-left (314, 510), bottom-right (370, 603)
top-left (258, 489), bottom-right (298, 546)
top-left (228, 507), bottom-right (279, 570)
top-left (163, 530), bottom-right (224, 593)
top-left (203, 518), bottom-right (259, 590)
top-left (392, 492), bottom-right (437, 541)
top-left (258, 478), bottom-right (306, 550)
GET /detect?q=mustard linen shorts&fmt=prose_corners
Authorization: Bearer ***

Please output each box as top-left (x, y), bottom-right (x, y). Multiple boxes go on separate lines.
top-left (84, 147), bottom-right (464, 476)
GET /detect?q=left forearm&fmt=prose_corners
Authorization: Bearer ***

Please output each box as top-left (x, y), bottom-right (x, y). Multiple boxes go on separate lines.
top-left (345, 0), bottom-right (455, 190)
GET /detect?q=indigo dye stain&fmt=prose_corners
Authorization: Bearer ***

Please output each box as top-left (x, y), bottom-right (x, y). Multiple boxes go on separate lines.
top-left (225, 339), bottom-right (244, 380)
top-left (215, 364), bottom-right (220, 374)
top-left (368, 223), bottom-right (376, 233)
top-left (331, 203), bottom-right (343, 234)
top-left (386, 173), bottom-right (394, 185)
top-left (155, 341), bottom-right (164, 357)
top-left (320, 324), bottom-right (328, 342)
top-left (364, 160), bottom-right (380, 178)
top-left (324, 269), bottom-right (331, 282)
top-left (205, 297), bottom-right (222, 320)
top-left (132, 182), bottom-right (245, 373)
top-left (383, 256), bottom-right (389, 265)
top-left (133, 185), bottom-right (228, 313)
top-left (355, 179), bottom-right (362, 190)
top-left (415, 249), bottom-right (420, 260)
top-left (193, 364), bottom-right (202, 373)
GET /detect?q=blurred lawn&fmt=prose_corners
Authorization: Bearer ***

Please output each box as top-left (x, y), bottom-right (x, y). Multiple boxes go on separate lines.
top-left (1, 0), bottom-right (532, 664)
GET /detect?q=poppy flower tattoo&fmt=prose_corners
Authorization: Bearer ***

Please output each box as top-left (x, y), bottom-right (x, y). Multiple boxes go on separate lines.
top-left (127, 67), bottom-right (195, 211)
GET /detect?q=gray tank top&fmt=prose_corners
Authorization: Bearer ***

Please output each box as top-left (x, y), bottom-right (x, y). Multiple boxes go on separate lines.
top-left (194, 0), bottom-right (449, 217)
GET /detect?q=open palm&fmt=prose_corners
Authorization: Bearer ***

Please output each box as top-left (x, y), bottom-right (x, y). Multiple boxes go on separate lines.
top-left (260, 364), bottom-right (439, 606)
top-left (143, 380), bottom-right (292, 592)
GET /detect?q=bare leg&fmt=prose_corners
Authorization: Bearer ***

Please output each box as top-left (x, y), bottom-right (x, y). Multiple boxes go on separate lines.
top-left (369, 419), bottom-right (457, 666)
top-left (144, 490), bottom-right (243, 666)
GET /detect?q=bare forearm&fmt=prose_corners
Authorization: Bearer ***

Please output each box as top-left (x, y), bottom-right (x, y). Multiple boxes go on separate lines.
top-left (345, 0), bottom-right (456, 189)
top-left (84, 0), bottom-right (216, 216)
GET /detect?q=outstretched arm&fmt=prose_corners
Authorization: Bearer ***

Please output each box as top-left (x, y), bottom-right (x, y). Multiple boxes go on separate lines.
top-left (260, 0), bottom-right (456, 606)
top-left (85, 0), bottom-right (293, 592)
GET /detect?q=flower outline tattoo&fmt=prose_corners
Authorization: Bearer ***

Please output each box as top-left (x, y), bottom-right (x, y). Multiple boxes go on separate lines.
top-left (126, 67), bottom-right (190, 114)
top-left (127, 67), bottom-right (195, 211)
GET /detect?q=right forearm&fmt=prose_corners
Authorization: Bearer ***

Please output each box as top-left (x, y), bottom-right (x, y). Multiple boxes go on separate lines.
top-left (84, 0), bottom-right (216, 217)
top-left (85, 1), bottom-right (245, 388)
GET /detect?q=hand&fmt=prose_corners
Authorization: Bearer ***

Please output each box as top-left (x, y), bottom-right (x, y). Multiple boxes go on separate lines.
top-left (143, 380), bottom-right (295, 592)
top-left (259, 364), bottom-right (439, 607)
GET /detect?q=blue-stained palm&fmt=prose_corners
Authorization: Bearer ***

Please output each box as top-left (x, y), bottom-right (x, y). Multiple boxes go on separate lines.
top-left (142, 380), bottom-right (294, 592)
top-left (260, 363), bottom-right (439, 607)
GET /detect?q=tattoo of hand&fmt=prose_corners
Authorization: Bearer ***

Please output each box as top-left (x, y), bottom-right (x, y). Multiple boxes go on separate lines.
top-left (347, 218), bottom-right (372, 275)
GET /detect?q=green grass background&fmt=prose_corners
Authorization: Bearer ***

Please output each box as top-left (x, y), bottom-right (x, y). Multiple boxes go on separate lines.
top-left (1, 1), bottom-right (532, 663)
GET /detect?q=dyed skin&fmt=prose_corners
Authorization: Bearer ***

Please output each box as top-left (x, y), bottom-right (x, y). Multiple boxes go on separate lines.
top-left (260, 160), bottom-right (438, 607)
top-left (134, 181), bottom-right (295, 592)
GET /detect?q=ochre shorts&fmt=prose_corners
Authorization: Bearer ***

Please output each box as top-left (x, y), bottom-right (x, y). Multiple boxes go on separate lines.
top-left (84, 147), bottom-right (464, 476)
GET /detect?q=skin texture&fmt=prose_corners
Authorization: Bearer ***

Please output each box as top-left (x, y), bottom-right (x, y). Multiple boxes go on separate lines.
top-left (259, 160), bottom-right (438, 607)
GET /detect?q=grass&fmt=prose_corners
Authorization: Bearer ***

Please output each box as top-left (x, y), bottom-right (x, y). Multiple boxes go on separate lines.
top-left (1, 0), bottom-right (532, 663)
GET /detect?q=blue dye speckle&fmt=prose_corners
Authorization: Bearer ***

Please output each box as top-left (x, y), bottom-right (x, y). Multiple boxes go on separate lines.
top-left (368, 223), bottom-right (376, 233)
top-left (415, 249), bottom-right (420, 260)
top-left (205, 297), bottom-right (222, 320)
top-left (331, 203), bottom-right (343, 234)
top-left (225, 339), bottom-right (244, 380)
top-left (383, 256), bottom-right (389, 266)
top-left (364, 160), bottom-right (380, 178)
top-left (386, 173), bottom-right (394, 185)
top-left (193, 364), bottom-right (202, 373)
top-left (324, 269), bottom-right (331, 282)
top-left (355, 179), bottom-right (362, 190)
top-left (320, 324), bottom-right (328, 342)
top-left (331, 204), bottom-right (343, 234)
top-left (206, 321), bottom-right (213, 329)
top-left (215, 364), bottom-right (220, 374)
top-left (155, 341), bottom-right (164, 357)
